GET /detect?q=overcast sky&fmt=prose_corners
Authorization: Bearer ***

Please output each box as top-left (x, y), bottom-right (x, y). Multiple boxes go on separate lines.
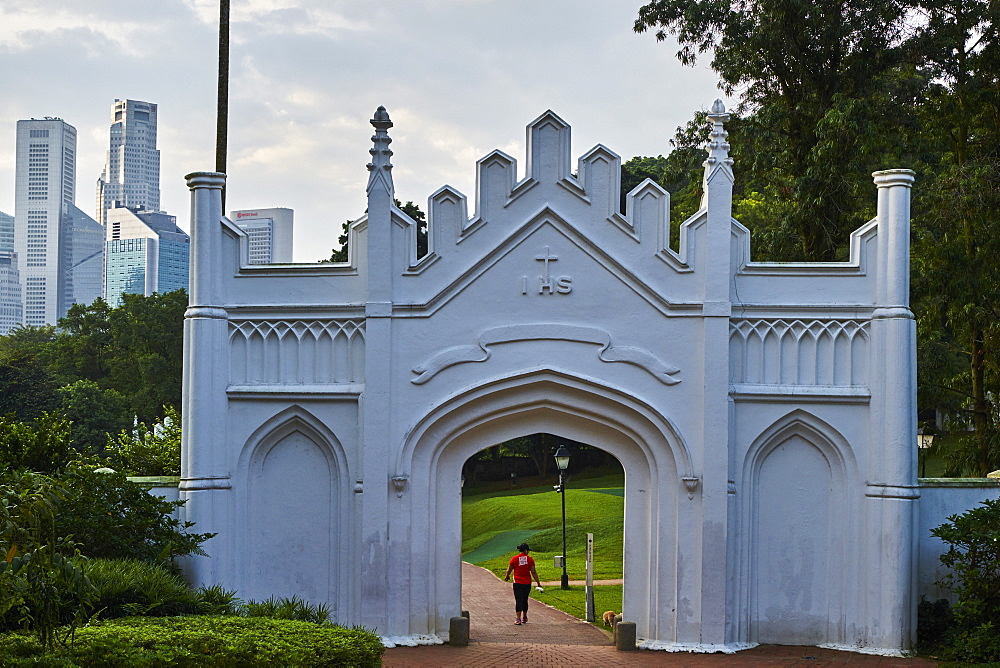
top-left (0, 1), bottom-right (727, 261)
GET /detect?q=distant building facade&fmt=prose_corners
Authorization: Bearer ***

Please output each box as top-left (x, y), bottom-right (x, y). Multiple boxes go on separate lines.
top-left (105, 206), bottom-right (189, 307)
top-left (14, 117), bottom-right (103, 326)
top-left (230, 207), bottom-right (293, 263)
top-left (0, 211), bottom-right (18, 333)
top-left (0, 210), bottom-right (13, 252)
top-left (0, 251), bottom-right (22, 334)
top-left (65, 204), bottom-right (105, 309)
top-left (96, 99), bottom-right (160, 226)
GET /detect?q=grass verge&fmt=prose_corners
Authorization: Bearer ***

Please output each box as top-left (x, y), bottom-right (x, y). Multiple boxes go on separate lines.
top-left (463, 468), bottom-right (625, 621)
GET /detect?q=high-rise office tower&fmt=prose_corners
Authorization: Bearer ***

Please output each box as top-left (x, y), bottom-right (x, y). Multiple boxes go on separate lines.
top-left (105, 206), bottom-right (189, 307)
top-left (0, 210), bottom-right (14, 252)
top-left (230, 207), bottom-right (294, 264)
top-left (14, 118), bottom-right (104, 326)
top-left (0, 251), bottom-right (23, 335)
top-left (0, 210), bottom-right (18, 334)
top-left (95, 99), bottom-right (160, 226)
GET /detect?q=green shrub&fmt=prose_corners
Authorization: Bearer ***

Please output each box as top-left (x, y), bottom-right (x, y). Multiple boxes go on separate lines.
top-left (0, 471), bottom-right (97, 647)
top-left (193, 585), bottom-right (242, 616)
top-left (106, 406), bottom-right (181, 476)
top-left (84, 559), bottom-right (200, 619)
top-left (242, 596), bottom-right (331, 624)
top-left (53, 467), bottom-right (213, 565)
top-left (931, 497), bottom-right (1000, 662)
top-left (0, 616), bottom-right (385, 667)
top-left (916, 598), bottom-right (952, 652)
top-left (0, 412), bottom-right (75, 473)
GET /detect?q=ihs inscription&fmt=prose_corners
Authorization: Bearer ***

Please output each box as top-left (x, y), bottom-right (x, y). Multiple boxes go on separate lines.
top-left (521, 245), bottom-right (572, 295)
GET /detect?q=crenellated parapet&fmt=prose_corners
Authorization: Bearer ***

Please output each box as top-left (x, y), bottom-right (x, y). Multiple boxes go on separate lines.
top-left (422, 109), bottom-right (684, 274)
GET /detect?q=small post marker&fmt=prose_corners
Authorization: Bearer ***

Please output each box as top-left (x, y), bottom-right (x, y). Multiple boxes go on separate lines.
top-left (585, 533), bottom-right (595, 622)
top-left (615, 621), bottom-right (637, 651)
top-left (449, 616), bottom-right (469, 646)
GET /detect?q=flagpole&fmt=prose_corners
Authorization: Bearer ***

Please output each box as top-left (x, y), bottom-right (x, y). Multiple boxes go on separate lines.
top-left (216, 0), bottom-right (230, 209)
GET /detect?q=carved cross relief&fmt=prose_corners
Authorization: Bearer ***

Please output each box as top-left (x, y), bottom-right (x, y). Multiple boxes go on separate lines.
top-left (521, 245), bottom-right (572, 295)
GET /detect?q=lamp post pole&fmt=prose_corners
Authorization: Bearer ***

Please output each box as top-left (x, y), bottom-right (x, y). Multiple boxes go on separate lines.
top-left (554, 445), bottom-right (570, 590)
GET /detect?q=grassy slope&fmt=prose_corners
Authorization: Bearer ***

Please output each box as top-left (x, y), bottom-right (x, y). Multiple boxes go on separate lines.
top-left (462, 470), bottom-right (625, 620)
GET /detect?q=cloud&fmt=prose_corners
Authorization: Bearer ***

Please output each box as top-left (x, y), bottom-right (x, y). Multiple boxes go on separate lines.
top-left (0, 0), bottom-right (727, 261)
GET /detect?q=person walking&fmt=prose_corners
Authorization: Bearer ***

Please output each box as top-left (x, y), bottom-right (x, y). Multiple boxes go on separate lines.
top-left (503, 542), bottom-right (542, 625)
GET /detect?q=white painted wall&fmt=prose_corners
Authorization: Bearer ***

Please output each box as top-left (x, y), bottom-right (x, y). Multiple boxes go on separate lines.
top-left (916, 480), bottom-right (1000, 602)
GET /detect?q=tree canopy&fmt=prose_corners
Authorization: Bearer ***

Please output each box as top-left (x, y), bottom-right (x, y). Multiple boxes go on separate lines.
top-left (637, 0), bottom-right (1000, 474)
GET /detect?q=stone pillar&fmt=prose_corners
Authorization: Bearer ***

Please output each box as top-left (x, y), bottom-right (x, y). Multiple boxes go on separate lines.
top-left (865, 169), bottom-right (918, 650)
top-left (692, 100), bottom-right (735, 647)
top-left (180, 171), bottom-right (232, 587)
top-left (360, 107), bottom-right (395, 634)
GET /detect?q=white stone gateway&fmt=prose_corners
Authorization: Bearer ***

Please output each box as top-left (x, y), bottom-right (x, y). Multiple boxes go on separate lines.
top-left (181, 102), bottom-right (919, 653)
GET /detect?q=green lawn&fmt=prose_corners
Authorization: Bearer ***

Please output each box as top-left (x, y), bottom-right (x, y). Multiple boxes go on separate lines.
top-left (462, 470), bottom-right (625, 620)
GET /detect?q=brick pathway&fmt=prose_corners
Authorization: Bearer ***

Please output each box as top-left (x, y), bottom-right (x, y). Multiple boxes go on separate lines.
top-left (381, 563), bottom-right (937, 667)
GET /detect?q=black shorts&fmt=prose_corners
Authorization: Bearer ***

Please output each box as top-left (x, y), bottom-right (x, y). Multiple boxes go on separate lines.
top-left (512, 583), bottom-right (531, 612)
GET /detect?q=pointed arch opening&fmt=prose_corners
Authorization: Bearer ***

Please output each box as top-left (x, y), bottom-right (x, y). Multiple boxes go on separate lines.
top-left (393, 369), bottom-right (694, 643)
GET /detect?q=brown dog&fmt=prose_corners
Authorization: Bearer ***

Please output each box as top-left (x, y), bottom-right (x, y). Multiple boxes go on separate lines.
top-left (602, 610), bottom-right (617, 627)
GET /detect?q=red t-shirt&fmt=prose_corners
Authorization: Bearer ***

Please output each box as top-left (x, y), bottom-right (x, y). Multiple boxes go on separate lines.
top-left (508, 553), bottom-right (534, 584)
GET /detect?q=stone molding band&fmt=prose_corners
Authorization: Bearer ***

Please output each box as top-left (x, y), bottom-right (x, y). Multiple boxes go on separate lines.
top-left (411, 324), bottom-right (680, 385)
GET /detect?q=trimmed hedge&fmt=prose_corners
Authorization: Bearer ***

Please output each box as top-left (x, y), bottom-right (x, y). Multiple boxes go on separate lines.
top-left (0, 616), bottom-right (384, 667)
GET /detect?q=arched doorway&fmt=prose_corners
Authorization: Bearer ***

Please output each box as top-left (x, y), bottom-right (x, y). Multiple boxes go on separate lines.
top-left (395, 369), bottom-right (694, 642)
top-left (459, 434), bottom-right (625, 640)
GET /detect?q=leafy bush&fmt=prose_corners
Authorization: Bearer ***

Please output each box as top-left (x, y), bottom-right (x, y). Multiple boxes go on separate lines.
top-left (84, 559), bottom-right (331, 624)
top-left (0, 471), bottom-right (97, 647)
top-left (0, 617), bottom-right (385, 667)
top-left (242, 596), bottom-right (331, 624)
top-left (0, 412), bottom-right (76, 473)
top-left (84, 559), bottom-right (200, 619)
top-left (193, 585), bottom-right (242, 616)
top-left (55, 380), bottom-right (131, 456)
top-left (106, 406), bottom-right (181, 476)
top-left (930, 497), bottom-right (1000, 662)
top-left (52, 467), bottom-right (213, 564)
top-left (916, 598), bottom-right (952, 652)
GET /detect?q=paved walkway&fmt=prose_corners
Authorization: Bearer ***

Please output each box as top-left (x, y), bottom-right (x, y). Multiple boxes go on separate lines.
top-left (382, 563), bottom-right (936, 667)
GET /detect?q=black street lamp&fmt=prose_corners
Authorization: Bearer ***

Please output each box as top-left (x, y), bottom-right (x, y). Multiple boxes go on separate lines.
top-left (917, 425), bottom-right (936, 478)
top-left (554, 445), bottom-right (571, 590)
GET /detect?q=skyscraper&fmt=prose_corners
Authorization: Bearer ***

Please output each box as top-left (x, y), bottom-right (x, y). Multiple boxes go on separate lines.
top-left (0, 211), bottom-right (19, 334)
top-left (105, 206), bottom-right (189, 307)
top-left (0, 210), bottom-right (14, 252)
top-left (0, 251), bottom-right (23, 335)
top-left (95, 99), bottom-right (160, 226)
top-left (230, 207), bottom-right (294, 263)
top-left (14, 117), bottom-right (103, 326)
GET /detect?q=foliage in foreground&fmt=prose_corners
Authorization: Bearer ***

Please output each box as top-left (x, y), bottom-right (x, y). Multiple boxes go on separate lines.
top-left (926, 498), bottom-right (1000, 662)
top-left (0, 472), bottom-right (96, 648)
top-left (48, 468), bottom-right (213, 564)
top-left (83, 559), bottom-right (202, 620)
top-left (106, 406), bottom-right (182, 476)
top-left (0, 616), bottom-right (385, 667)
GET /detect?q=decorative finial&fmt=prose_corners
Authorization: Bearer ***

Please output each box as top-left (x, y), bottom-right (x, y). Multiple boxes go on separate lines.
top-left (705, 99), bottom-right (732, 169)
top-left (366, 106), bottom-right (394, 195)
top-left (699, 99), bottom-right (735, 205)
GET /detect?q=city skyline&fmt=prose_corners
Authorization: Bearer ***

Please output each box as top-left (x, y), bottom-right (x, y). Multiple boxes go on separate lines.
top-left (0, 1), bottom-right (725, 262)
